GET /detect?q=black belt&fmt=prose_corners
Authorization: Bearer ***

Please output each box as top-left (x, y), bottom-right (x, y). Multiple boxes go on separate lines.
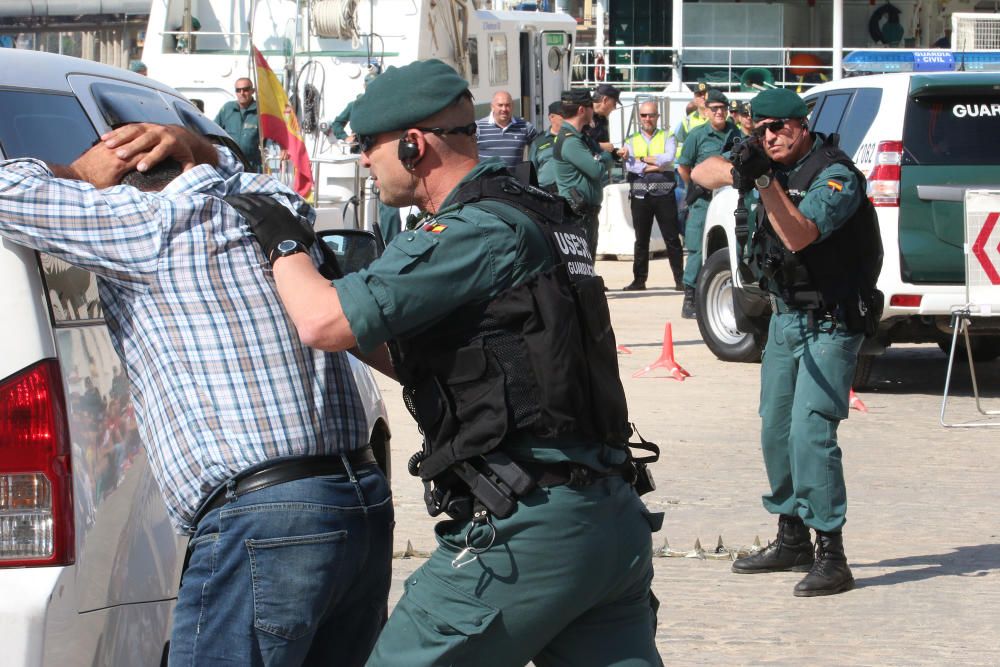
top-left (192, 447), bottom-right (377, 525)
top-left (519, 461), bottom-right (626, 489)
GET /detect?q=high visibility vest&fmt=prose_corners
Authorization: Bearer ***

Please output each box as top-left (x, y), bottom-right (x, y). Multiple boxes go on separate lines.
top-left (628, 129), bottom-right (670, 159)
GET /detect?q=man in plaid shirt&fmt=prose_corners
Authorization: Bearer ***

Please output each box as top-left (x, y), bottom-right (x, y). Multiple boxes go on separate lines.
top-left (0, 125), bottom-right (392, 666)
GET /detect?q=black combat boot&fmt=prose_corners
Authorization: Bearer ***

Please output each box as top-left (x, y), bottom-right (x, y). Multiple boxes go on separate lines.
top-left (793, 530), bottom-right (854, 597)
top-left (623, 279), bottom-right (646, 291)
top-left (681, 286), bottom-right (697, 319)
top-left (731, 514), bottom-right (814, 574)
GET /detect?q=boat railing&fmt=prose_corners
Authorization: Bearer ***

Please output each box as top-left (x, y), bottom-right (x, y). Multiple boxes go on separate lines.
top-left (573, 45), bottom-right (837, 93)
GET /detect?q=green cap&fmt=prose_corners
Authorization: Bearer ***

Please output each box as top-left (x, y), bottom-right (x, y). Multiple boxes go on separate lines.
top-left (706, 89), bottom-right (728, 106)
top-left (751, 88), bottom-right (808, 120)
top-left (350, 59), bottom-right (469, 136)
top-left (561, 89), bottom-right (593, 106)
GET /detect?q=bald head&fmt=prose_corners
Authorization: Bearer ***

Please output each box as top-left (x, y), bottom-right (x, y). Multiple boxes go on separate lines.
top-left (638, 101), bottom-right (660, 134)
top-left (491, 90), bottom-right (513, 127)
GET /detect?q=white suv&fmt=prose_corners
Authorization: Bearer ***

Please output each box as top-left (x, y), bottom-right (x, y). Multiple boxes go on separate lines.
top-left (0, 49), bottom-right (391, 666)
top-left (695, 70), bottom-right (1000, 386)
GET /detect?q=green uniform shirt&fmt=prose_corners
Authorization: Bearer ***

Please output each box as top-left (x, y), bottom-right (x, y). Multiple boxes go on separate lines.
top-left (335, 158), bottom-right (624, 469)
top-left (674, 110), bottom-right (709, 158)
top-left (213, 100), bottom-right (261, 171)
top-left (552, 123), bottom-right (610, 207)
top-left (330, 99), bottom-right (355, 141)
top-left (747, 136), bottom-right (863, 242)
top-left (335, 159), bottom-right (552, 353)
top-left (677, 119), bottom-right (741, 170)
top-left (778, 136), bottom-right (863, 240)
top-left (529, 130), bottom-right (558, 188)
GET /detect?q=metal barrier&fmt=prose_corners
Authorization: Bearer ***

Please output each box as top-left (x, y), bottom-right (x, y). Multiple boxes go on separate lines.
top-left (573, 45), bottom-right (836, 92)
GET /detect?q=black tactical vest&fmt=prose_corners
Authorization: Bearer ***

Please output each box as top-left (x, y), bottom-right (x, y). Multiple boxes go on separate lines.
top-left (391, 170), bottom-right (631, 482)
top-left (749, 133), bottom-right (883, 330)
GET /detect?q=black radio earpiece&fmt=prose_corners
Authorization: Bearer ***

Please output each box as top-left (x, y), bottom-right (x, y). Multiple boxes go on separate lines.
top-left (398, 132), bottom-right (420, 169)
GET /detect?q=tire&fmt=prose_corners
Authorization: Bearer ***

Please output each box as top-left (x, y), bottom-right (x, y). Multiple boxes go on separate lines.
top-left (936, 335), bottom-right (1000, 363)
top-left (696, 248), bottom-right (766, 362)
top-left (853, 353), bottom-right (875, 390)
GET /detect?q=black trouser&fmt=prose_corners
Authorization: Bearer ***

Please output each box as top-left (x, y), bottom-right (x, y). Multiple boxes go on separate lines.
top-left (580, 207), bottom-right (601, 258)
top-left (630, 193), bottom-right (683, 284)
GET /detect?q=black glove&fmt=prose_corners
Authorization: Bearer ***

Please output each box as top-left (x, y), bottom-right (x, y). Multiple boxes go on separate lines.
top-left (226, 194), bottom-right (315, 264)
top-left (729, 136), bottom-right (771, 186)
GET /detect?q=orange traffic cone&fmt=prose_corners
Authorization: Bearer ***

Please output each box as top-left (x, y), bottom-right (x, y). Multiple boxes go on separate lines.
top-left (633, 322), bottom-right (690, 381)
top-left (849, 389), bottom-right (868, 413)
top-left (617, 344), bottom-right (632, 354)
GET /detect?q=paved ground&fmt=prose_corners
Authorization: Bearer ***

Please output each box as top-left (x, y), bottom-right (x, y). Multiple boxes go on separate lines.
top-left (379, 258), bottom-right (1000, 665)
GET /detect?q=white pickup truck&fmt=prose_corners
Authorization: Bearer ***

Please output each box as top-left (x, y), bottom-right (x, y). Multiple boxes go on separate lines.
top-left (695, 71), bottom-right (1000, 387)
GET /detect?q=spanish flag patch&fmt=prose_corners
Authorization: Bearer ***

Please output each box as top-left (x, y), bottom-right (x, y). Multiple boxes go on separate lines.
top-left (827, 180), bottom-right (844, 192)
top-left (423, 222), bottom-right (448, 234)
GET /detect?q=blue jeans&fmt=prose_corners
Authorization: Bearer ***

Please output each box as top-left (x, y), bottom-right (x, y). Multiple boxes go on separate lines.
top-left (169, 463), bottom-right (393, 667)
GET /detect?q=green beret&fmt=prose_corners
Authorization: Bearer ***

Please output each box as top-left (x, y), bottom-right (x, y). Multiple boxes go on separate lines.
top-left (706, 89), bottom-right (728, 106)
top-left (350, 59), bottom-right (469, 136)
top-left (692, 82), bottom-right (710, 95)
top-left (751, 88), bottom-right (808, 120)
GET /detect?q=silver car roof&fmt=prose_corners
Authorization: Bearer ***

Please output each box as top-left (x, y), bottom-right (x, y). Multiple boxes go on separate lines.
top-left (0, 48), bottom-right (178, 95)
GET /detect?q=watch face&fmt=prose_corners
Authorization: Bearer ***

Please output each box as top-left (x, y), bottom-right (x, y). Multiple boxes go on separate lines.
top-left (277, 239), bottom-right (299, 253)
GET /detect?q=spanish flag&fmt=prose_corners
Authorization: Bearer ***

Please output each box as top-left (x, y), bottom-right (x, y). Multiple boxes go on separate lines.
top-left (253, 46), bottom-right (314, 201)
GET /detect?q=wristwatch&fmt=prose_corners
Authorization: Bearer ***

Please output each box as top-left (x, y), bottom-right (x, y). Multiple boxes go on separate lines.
top-left (269, 239), bottom-right (308, 263)
top-left (755, 173), bottom-right (773, 190)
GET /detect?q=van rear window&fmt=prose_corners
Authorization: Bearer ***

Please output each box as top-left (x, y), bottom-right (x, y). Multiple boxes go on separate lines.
top-left (903, 94), bottom-right (1000, 165)
top-left (0, 90), bottom-right (97, 164)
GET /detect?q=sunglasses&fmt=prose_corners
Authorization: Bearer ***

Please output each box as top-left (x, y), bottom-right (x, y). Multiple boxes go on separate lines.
top-left (639, 113), bottom-right (659, 118)
top-left (753, 119), bottom-right (791, 137)
top-left (357, 123), bottom-right (478, 153)
top-left (235, 86), bottom-right (254, 93)
top-left (707, 104), bottom-right (728, 113)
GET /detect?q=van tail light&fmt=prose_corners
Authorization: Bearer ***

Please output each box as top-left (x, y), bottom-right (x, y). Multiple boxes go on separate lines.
top-left (0, 360), bottom-right (74, 567)
top-left (868, 140), bottom-right (903, 207)
top-left (890, 294), bottom-right (923, 308)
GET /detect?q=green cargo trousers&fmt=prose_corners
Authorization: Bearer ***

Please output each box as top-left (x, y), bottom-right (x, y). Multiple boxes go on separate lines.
top-left (367, 476), bottom-right (663, 667)
top-left (681, 199), bottom-right (709, 288)
top-left (758, 310), bottom-right (862, 533)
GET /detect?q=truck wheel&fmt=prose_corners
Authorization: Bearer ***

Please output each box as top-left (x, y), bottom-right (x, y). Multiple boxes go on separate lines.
top-left (696, 248), bottom-right (765, 362)
top-left (853, 353), bottom-right (876, 390)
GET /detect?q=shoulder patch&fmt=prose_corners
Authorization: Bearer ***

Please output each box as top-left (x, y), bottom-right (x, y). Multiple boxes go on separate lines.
top-left (423, 221), bottom-right (448, 234)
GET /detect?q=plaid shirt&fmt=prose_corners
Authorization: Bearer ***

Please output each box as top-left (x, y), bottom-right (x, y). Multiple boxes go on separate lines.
top-left (0, 149), bottom-right (368, 532)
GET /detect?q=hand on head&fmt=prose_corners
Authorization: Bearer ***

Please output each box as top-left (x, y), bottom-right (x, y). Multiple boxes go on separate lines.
top-left (100, 123), bottom-right (218, 175)
top-left (65, 142), bottom-right (142, 189)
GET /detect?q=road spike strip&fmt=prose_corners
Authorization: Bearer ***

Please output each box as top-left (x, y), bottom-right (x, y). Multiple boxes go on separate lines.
top-left (849, 388), bottom-right (868, 412)
top-left (617, 344), bottom-right (632, 354)
top-left (631, 322), bottom-right (691, 380)
top-left (404, 539), bottom-right (416, 558)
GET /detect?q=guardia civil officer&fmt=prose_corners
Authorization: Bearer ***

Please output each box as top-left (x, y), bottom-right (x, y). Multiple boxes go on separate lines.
top-left (692, 88), bottom-right (882, 597)
top-left (243, 59), bottom-right (663, 665)
top-left (528, 100), bottom-right (564, 192)
top-left (676, 88), bottom-right (741, 319)
top-left (621, 99), bottom-right (682, 291)
top-left (672, 81), bottom-right (710, 159)
top-left (553, 88), bottom-right (612, 256)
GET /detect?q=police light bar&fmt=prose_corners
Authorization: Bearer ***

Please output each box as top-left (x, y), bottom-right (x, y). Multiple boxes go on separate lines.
top-left (843, 50), bottom-right (1000, 74)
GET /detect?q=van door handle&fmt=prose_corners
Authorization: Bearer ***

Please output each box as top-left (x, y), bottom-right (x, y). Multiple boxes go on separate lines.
top-left (916, 185), bottom-right (1000, 202)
